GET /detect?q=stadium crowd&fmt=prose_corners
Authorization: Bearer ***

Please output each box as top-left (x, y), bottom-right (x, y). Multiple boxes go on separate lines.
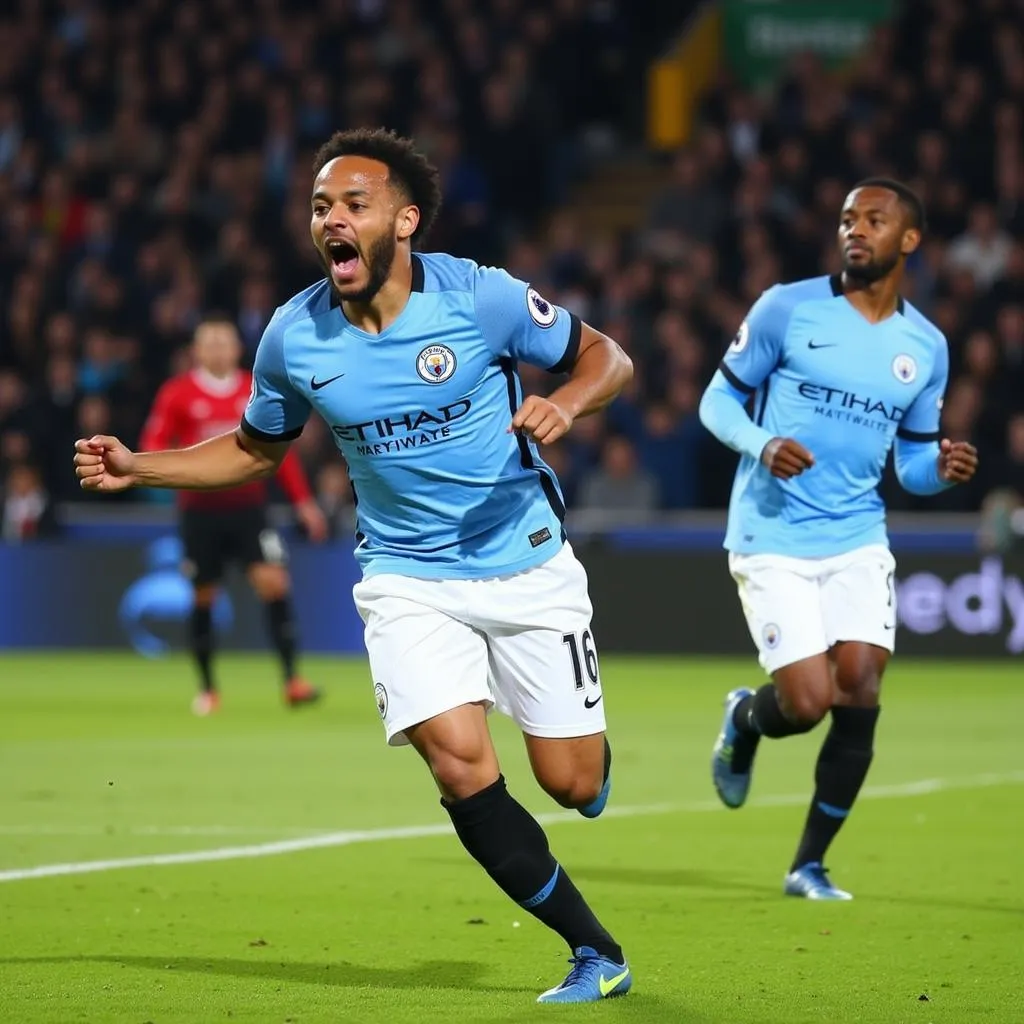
top-left (1, 0), bottom-right (1022, 538)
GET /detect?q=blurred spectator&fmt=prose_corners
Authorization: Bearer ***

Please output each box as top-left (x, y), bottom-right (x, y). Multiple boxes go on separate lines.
top-left (645, 148), bottom-right (725, 248)
top-left (1, 462), bottom-right (57, 541)
top-left (996, 413), bottom-right (1024, 501)
top-left (236, 277), bottom-right (277, 358)
top-left (636, 393), bottom-right (704, 510)
top-left (577, 435), bottom-right (659, 515)
top-left (315, 462), bottom-right (357, 539)
top-left (0, 369), bottom-right (28, 437)
top-left (947, 203), bottom-right (1014, 288)
top-left (77, 328), bottom-right (124, 395)
top-left (978, 415), bottom-right (1024, 553)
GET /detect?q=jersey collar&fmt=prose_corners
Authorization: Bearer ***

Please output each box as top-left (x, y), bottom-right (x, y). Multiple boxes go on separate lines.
top-left (829, 272), bottom-right (905, 314)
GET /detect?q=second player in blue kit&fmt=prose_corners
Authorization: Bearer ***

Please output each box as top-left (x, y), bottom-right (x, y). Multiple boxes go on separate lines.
top-left (700, 179), bottom-right (978, 900)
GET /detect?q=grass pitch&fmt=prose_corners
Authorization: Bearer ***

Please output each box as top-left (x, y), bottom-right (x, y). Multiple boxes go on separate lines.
top-left (1, 653), bottom-right (1021, 1023)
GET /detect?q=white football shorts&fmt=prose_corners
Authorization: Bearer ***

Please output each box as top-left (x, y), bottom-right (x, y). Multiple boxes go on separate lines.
top-left (352, 543), bottom-right (607, 745)
top-left (728, 543), bottom-right (898, 674)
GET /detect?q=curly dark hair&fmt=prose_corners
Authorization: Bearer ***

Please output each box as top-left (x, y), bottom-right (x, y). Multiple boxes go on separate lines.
top-left (853, 177), bottom-right (927, 233)
top-left (312, 127), bottom-right (442, 242)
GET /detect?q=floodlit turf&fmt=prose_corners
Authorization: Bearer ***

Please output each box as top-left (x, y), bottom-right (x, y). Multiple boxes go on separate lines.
top-left (0, 653), bottom-right (1022, 1024)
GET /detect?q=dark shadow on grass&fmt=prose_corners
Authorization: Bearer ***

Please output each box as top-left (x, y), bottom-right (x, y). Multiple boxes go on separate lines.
top-left (424, 858), bottom-right (779, 896)
top-left (0, 958), bottom-right (723, 1020)
top-left (585, 867), bottom-right (1024, 917)
top-left (462, 992), bottom-right (711, 1024)
top-left (866, 893), bottom-right (1024, 917)
top-left (0, 955), bottom-right (535, 993)
top-left (573, 866), bottom-right (1024, 916)
top-left (567, 865), bottom-right (779, 895)
top-left (427, 860), bottom-right (1024, 917)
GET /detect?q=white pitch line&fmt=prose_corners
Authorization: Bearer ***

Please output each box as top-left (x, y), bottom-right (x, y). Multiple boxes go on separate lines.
top-left (1, 771), bottom-right (1022, 885)
top-left (0, 825), bottom-right (338, 838)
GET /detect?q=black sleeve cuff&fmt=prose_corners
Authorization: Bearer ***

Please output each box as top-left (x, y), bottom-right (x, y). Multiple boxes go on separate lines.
top-left (896, 427), bottom-right (940, 443)
top-left (240, 415), bottom-right (304, 443)
top-left (546, 313), bottom-right (582, 374)
top-left (718, 360), bottom-right (756, 395)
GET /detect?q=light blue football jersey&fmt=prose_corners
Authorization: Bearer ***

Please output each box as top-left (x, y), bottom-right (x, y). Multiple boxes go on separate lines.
top-left (242, 253), bottom-right (580, 579)
top-left (705, 274), bottom-right (949, 558)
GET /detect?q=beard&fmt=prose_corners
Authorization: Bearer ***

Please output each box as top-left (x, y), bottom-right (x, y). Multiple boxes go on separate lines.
top-left (323, 230), bottom-right (397, 305)
top-left (842, 249), bottom-right (900, 285)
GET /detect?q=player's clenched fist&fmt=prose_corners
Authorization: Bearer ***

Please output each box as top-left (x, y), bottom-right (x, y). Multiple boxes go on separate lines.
top-left (510, 395), bottom-right (573, 445)
top-left (73, 435), bottom-right (138, 492)
top-left (938, 438), bottom-right (978, 484)
top-left (761, 437), bottom-right (815, 480)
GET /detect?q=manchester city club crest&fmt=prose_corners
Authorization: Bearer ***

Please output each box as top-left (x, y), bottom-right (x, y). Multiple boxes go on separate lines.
top-left (416, 344), bottom-right (457, 384)
top-left (762, 623), bottom-right (781, 650)
top-left (892, 353), bottom-right (917, 384)
top-left (374, 682), bottom-right (388, 718)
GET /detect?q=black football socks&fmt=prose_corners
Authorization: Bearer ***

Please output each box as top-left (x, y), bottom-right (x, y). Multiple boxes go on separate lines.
top-left (444, 775), bottom-right (623, 962)
top-left (792, 705), bottom-right (879, 870)
top-left (190, 604), bottom-right (215, 693)
top-left (264, 597), bottom-right (298, 682)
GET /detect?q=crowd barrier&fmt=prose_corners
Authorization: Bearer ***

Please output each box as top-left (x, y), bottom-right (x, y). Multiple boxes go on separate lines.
top-left (1, 510), bottom-right (1018, 659)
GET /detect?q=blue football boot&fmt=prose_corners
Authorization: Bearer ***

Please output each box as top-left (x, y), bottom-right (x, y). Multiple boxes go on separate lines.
top-left (784, 862), bottom-right (853, 900)
top-left (536, 946), bottom-right (632, 1004)
top-left (711, 687), bottom-right (759, 809)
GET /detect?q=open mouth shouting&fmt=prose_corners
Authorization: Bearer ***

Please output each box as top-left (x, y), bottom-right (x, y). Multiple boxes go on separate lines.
top-left (325, 238), bottom-right (361, 285)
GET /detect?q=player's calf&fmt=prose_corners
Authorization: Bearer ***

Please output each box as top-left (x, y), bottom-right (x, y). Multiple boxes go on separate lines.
top-left (408, 710), bottom-right (624, 979)
top-left (715, 661), bottom-right (829, 810)
top-left (578, 737), bottom-right (612, 819)
top-left (734, 655), bottom-right (837, 740)
top-left (526, 733), bottom-right (608, 812)
top-left (788, 642), bottom-right (887, 878)
top-left (733, 678), bottom-right (829, 739)
top-left (444, 774), bottom-right (624, 970)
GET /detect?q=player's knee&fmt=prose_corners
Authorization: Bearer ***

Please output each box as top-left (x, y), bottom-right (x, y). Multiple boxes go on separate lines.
top-left (777, 687), bottom-right (831, 729)
top-left (535, 766), bottom-right (603, 810)
top-left (834, 670), bottom-right (881, 707)
top-left (429, 750), bottom-right (497, 803)
top-left (832, 645), bottom-right (885, 707)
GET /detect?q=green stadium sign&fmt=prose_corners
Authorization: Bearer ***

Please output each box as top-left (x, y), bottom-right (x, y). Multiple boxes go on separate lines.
top-left (723, 0), bottom-right (893, 89)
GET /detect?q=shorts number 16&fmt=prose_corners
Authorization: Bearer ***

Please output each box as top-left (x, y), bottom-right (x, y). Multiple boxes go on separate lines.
top-left (562, 629), bottom-right (599, 690)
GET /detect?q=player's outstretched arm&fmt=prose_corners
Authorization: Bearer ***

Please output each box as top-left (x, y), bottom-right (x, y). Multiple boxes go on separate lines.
top-left (73, 429), bottom-right (289, 494)
top-left (512, 324), bottom-right (632, 445)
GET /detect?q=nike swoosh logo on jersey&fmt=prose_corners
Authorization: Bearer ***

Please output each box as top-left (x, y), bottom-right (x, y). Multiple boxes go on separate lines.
top-left (598, 968), bottom-right (630, 997)
top-left (310, 373), bottom-right (345, 391)
top-left (807, 340), bottom-right (837, 349)
top-left (584, 694), bottom-right (603, 709)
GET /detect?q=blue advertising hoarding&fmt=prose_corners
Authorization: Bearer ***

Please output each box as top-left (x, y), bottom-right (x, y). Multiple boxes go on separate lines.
top-left (0, 522), bottom-right (1020, 658)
